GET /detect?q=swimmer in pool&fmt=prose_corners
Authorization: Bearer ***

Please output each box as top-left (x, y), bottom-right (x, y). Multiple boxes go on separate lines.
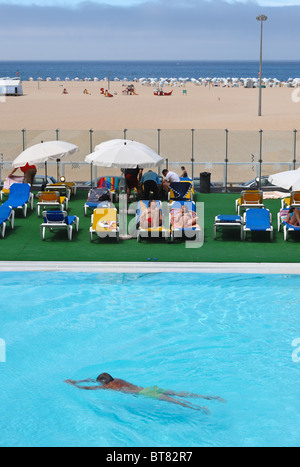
top-left (65, 373), bottom-right (226, 413)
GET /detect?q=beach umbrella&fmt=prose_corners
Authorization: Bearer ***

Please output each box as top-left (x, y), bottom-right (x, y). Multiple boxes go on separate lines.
top-left (268, 168), bottom-right (300, 191)
top-left (86, 139), bottom-right (163, 169)
top-left (13, 141), bottom-right (79, 180)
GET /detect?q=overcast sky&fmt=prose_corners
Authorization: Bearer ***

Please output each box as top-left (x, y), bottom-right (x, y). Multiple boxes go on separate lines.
top-left (0, 0), bottom-right (299, 60)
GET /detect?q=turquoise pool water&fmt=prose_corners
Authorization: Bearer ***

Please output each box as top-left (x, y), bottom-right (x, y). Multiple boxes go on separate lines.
top-left (0, 272), bottom-right (299, 447)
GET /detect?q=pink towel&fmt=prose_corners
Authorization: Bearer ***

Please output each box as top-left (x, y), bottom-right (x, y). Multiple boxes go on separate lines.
top-left (3, 176), bottom-right (24, 189)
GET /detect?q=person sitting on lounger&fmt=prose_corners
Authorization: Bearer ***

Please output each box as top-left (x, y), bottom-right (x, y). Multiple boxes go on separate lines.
top-left (286, 208), bottom-right (300, 226)
top-left (65, 372), bottom-right (226, 413)
top-left (162, 169), bottom-right (180, 194)
top-left (173, 205), bottom-right (198, 229)
top-left (139, 200), bottom-right (162, 229)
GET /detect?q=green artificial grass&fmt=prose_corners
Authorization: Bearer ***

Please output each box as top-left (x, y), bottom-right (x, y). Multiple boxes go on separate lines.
top-left (0, 190), bottom-right (299, 263)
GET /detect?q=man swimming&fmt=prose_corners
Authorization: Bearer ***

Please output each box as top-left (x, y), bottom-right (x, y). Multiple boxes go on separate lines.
top-left (65, 373), bottom-right (225, 413)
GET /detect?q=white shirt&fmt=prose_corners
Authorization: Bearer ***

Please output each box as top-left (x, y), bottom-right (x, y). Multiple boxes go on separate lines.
top-left (165, 171), bottom-right (180, 183)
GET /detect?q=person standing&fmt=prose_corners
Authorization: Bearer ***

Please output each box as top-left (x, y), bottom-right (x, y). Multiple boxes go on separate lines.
top-left (123, 166), bottom-right (143, 202)
top-left (9, 163), bottom-right (37, 186)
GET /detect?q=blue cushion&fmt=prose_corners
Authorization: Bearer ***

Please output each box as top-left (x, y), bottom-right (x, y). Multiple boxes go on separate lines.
top-left (0, 205), bottom-right (11, 225)
top-left (246, 209), bottom-right (270, 231)
top-left (283, 221), bottom-right (300, 231)
top-left (216, 215), bottom-right (241, 223)
top-left (66, 216), bottom-right (76, 226)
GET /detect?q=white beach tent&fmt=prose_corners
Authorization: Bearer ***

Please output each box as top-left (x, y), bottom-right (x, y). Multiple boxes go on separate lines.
top-left (0, 77), bottom-right (23, 96)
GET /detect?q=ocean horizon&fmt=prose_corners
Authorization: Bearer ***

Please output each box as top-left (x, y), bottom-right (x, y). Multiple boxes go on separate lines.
top-left (1, 60), bottom-right (300, 82)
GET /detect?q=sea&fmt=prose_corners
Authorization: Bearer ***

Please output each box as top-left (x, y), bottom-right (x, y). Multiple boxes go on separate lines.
top-left (0, 60), bottom-right (300, 82)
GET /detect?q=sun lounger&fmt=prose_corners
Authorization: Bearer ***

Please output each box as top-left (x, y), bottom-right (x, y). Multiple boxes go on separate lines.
top-left (0, 176), bottom-right (24, 201)
top-left (242, 208), bottom-right (273, 241)
top-left (281, 191), bottom-right (300, 210)
top-left (170, 200), bottom-right (202, 242)
top-left (90, 207), bottom-right (119, 242)
top-left (46, 183), bottom-right (74, 200)
top-left (235, 190), bottom-right (264, 216)
top-left (277, 207), bottom-right (290, 232)
top-left (1, 183), bottom-right (33, 218)
top-left (213, 215), bottom-right (244, 240)
top-left (169, 181), bottom-right (194, 201)
top-left (36, 191), bottom-right (68, 217)
top-left (283, 221), bottom-right (300, 241)
top-left (136, 200), bottom-right (169, 242)
top-left (97, 176), bottom-right (120, 202)
top-left (0, 205), bottom-right (15, 238)
top-left (40, 211), bottom-right (79, 241)
top-left (84, 188), bottom-right (111, 216)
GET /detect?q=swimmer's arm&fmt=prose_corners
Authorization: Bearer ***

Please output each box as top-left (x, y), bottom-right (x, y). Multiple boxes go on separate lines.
top-left (65, 379), bottom-right (100, 390)
top-left (75, 385), bottom-right (103, 390)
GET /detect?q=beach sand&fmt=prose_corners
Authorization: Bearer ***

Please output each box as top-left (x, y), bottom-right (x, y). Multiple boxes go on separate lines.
top-left (1, 80), bottom-right (300, 132)
top-left (1, 81), bottom-right (299, 183)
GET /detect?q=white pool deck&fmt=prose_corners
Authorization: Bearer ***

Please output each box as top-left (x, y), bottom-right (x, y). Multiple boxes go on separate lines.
top-left (0, 261), bottom-right (300, 274)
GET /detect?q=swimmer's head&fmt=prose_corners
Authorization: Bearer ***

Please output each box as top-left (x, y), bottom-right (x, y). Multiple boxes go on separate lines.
top-left (96, 373), bottom-right (114, 385)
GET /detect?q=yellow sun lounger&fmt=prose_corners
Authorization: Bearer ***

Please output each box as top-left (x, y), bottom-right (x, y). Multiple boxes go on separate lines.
top-left (36, 191), bottom-right (68, 217)
top-left (46, 182), bottom-right (76, 201)
top-left (281, 191), bottom-right (300, 210)
top-left (235, 190), bottom-right (264, 216)
top-left (90, 208), bottom-right (119, 242)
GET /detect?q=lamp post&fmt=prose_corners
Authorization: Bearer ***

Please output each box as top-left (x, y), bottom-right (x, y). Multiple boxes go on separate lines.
top-left (257, 14), bottom-right (268, 117)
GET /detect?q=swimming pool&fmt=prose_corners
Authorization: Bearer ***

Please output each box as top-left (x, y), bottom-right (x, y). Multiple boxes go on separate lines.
top-left (0, 272), bottom-right (299, 447)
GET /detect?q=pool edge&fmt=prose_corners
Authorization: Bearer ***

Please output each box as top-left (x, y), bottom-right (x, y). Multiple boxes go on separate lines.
top-left (0, 261), bottom-right (300, 274)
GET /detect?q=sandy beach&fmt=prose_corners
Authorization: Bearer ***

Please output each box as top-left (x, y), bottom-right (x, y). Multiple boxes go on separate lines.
top-left (1, 80), bottom-right (300, 131)
top-left (1, 80), bottom-right (299, 183)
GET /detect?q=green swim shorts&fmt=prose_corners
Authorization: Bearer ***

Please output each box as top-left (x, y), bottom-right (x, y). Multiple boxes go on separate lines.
top-left (139, 386), bottom-right (165, 399)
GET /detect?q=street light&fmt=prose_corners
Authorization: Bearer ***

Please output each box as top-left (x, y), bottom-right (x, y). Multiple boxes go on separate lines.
top-left (257, 14), bottom-right (268, 117)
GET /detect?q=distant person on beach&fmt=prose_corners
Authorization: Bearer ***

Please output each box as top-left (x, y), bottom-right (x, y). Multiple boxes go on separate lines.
top-left (140, 170), bottom-right (161, 199)
top-left (9, 163), bottom-right (37, 187)
top-left (162, 169), bottom-right (180, 194)
top-left (65, 373), bottom-right (226, 413)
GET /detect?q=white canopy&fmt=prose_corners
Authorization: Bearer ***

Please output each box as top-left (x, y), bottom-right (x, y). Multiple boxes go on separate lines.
top-left (268, 167), bottom-right (300, 191)
top-left (85, 139), bottom-right (164, 168)
top-left (13, 141), bottom-right (78, 168)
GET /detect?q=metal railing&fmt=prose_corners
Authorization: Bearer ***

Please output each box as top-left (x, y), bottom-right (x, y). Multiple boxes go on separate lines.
top-left (0, 128), bottom-right (298, 189)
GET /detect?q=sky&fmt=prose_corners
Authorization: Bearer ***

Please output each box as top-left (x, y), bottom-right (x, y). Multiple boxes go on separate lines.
top-left (0, 0), bottom-right (299, 60)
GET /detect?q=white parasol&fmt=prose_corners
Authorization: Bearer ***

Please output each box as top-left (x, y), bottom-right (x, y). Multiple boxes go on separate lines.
top-left (85, 139), bottom-right (163, 169)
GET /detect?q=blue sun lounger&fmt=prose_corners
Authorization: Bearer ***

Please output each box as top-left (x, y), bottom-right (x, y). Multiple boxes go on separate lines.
top-left (242, 208), bottom-right (273, 241)
top-left (40, 211), bottom-right (79, 241)
top-left (283, 221), bottom-right (300, 241)
top-left (2, 183), bottom-right (34, 218)
top-left (84, 188), bottom-right (111, 216)
top-left (0, 205), bottom-right (15, 238)
top-left (168, 182), bottom-right (194, 201)
top-left (213, 215), bottom-right (243, 240)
